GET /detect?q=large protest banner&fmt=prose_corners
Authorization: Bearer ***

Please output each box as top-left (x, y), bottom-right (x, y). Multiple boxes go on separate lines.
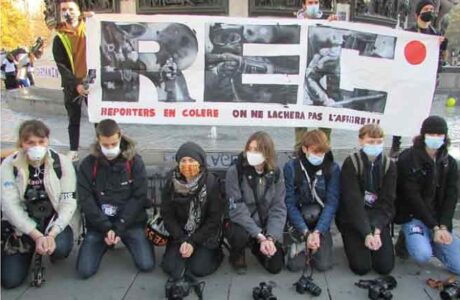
top-left (86, 14), bottom-right (439, 136)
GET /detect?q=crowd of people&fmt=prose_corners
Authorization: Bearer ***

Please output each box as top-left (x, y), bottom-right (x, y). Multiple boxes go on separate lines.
top-left (1, 116), bottom-right (458, 291)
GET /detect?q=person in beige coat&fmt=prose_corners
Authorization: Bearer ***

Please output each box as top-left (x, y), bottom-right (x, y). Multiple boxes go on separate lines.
top-left (1, 120), bottom-right (77, 289)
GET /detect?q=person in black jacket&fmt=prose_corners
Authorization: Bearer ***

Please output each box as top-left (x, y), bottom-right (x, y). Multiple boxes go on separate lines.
top-left (76, 119), bottom-right (154, 278)
top-left (395, 116), bottom-right (459, 275)
top-left (391, 0), bottom-right (448, 156)
top-left (161, 142), bottom-right (224, 280)
top-left (52, 0), bottom-right (90, 162)
top-left (336, 124), bottom-right (396, 275)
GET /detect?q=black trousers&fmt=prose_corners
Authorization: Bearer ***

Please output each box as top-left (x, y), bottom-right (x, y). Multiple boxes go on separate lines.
top-left (63, 88), bottom-right (86, 151)
top-left (4, 75), bottom-right (17, 89)
top-left (226, 223), bottom-right (284, 274)
top-left (340, 226), bottom-right (394, 275)
top-left (161, 241), bottom-right (223, 280)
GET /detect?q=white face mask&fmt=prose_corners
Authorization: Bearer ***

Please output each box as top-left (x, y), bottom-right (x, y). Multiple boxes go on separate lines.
top-left (246, 151), bottom-right (265, 166)
top-left (100, 143), bottom-right (121, 160)
top-left (27, 146), bottom-right (47, 162)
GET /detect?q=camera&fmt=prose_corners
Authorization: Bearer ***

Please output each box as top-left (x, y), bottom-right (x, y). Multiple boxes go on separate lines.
top-left (165, 278), bottom-right (190, 300)
top-left (440, 281), bottom-right (460, 300)
top-left (25, 189), bottom-right (48, 202)
top-left (252, 282), bottom-right (277, 300)
top-left (294, 274), bottom-right (322, 296)
top-left (164, 275), bottom-right (205, 300)
top-left (355, 276), bottom-right (397, 300)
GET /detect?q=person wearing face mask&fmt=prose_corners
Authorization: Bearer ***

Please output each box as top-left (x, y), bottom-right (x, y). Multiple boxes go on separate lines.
top-left (76, 119), bottom-right (154, 278)
top-left (336, 124), bottom-right (396, 275)
top-left (160, 142), bottom-right (224, 284)
top-left (1, 120), bottom-right (77, 289)
top-left (53, 0), bottom-right (94, 162)
top-left (390, 0), bottom-right (448, 156)
top-left (225, 131), bottom-right (287, 274)
top-left (284, 130), bottom-right (340, 272)
top-left (394, 116), bottom-right (459, 275)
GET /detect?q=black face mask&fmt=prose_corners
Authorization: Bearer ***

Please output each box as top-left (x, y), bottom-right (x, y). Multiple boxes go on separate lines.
top-left (420, 11), bottom-right (435, 22)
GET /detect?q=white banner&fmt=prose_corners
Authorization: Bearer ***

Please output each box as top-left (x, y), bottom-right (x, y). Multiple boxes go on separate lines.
top-left (86, 14), bottom-right (439, 136)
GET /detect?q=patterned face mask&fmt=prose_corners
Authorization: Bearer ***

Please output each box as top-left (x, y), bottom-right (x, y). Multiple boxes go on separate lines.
top-left (179, 162), bottom-right (200, 180)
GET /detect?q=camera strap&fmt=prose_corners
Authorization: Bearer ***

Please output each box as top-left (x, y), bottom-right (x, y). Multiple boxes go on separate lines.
top-left (302, 248), bottom-right (314, 279)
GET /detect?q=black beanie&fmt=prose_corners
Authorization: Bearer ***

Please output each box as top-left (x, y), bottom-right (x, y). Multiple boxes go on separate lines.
top-left (415, 0), bottom-right (435, 15)
top-left (176, 142), bottom-right (206, 166)
top-left (420, 115), bottom-right (448, 135)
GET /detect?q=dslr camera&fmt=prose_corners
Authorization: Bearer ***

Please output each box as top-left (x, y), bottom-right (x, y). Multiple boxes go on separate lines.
top-left (355, 275), bottom-right (397, 300)
top-left (165, 276), bottom-right (204, 300)
top-left (252, 282), bottom-right (277, 300)
top-left (294, 274), bottom-right (322, 296)
top-left (25, 188), bottom-right (48, 202)
top-left (440, 281), bottom-right (460, 300)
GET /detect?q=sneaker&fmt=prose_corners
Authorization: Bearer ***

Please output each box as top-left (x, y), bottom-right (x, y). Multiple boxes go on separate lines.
top-left (395, 231), bottom-right (409, 259)
top-left (67, 151), bottom-right (79, 162)
top-left (229, 251), bottom-right (247, 275)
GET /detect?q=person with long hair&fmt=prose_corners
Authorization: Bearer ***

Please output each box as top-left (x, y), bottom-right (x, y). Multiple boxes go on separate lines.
top-left (225, 131), bottom-right (286, 274)
top-left (161, 142), bottom-right (224, 283)
top-left (1, 120), bottom-right (77, 288)
top-left (284, 130), bottom-right (340, 272)
top-left (394, 116), bottom-right (459, 275)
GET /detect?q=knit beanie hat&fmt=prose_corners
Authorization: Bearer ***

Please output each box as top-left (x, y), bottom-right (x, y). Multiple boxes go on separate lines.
top-left (415, 0), bottom-right (435, 15)
top-left (176, 142), bottom-right (206, 166)
top-left (420, 115), bottom-right (448, 135)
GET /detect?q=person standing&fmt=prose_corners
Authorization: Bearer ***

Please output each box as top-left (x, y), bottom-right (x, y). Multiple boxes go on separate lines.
top-left (52, 0), bottom-right (89, 162)
top-left (391, 0), bottom-right (448, 156)
top-left (1, 53), bottom-right (18, 90)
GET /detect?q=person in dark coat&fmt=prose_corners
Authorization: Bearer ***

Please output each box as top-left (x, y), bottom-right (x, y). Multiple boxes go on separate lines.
top-left (76, 119), bottom-right (154, 279)
top-left (225, 131), bottom-right (287, 275)
top-left (336, 124), bottom-right (396, 275)
top-left (394, 116), bottom-right (459, 275)
top-left (161, 142), bottom-right (224, 280)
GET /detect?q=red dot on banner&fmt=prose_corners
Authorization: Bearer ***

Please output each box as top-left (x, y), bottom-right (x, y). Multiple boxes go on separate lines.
top-left (404, 40), bottom-right (427, 65)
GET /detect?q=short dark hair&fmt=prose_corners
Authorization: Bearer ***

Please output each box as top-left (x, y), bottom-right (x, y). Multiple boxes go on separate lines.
top-left (96, 119), bottom-right (121, 138)
top-left (16, 120), bottom-right (50, 148)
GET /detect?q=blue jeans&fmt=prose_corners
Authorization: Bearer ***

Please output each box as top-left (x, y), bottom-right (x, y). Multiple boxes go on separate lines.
top-left (402, 219), bottom-right (460, 275)
top-left (1, 226), bottom-right (73, 289)
top-left (77, 226), bottom-right (155, 279)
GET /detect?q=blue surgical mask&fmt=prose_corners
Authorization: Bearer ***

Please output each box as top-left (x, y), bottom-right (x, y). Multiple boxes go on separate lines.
top-left (306, 4), bottom-right (322, 18)
top-left (362, 143), bottom-right (384, 157)
top-left (307, 153), bottom-right (325, 166)
top-left (424, 135), bottom-right (445, 150)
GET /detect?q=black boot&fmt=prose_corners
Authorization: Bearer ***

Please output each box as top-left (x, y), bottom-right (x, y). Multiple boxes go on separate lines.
top-left (395, 231), bottom-right (409, 259)
top-left (229, 249), bottom-right (247, 275)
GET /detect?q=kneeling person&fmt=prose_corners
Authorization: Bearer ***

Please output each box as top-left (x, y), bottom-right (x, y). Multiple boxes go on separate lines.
top-left (395, 116), bottom-right (459, 275)
top-left (285, 130), bottom-right (340, 272)
top-left (1, 120), bottom-right (77, 288)
top-left (226, 131), bottom-right (287, 274)
top-left (77, 119), bottom-right (154, 278)
top-left (336, 124), bottom-right (396, 275)
top-left (161, 142), bottom-right (224, 280)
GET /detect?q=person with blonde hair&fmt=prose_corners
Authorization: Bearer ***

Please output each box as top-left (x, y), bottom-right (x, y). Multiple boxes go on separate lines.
top-left (225, 131), bottom-right (286, 274)
top-left (284, 129), bottom-right (340, 272)
top-left (336, 124), bottom-right (396, 275)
